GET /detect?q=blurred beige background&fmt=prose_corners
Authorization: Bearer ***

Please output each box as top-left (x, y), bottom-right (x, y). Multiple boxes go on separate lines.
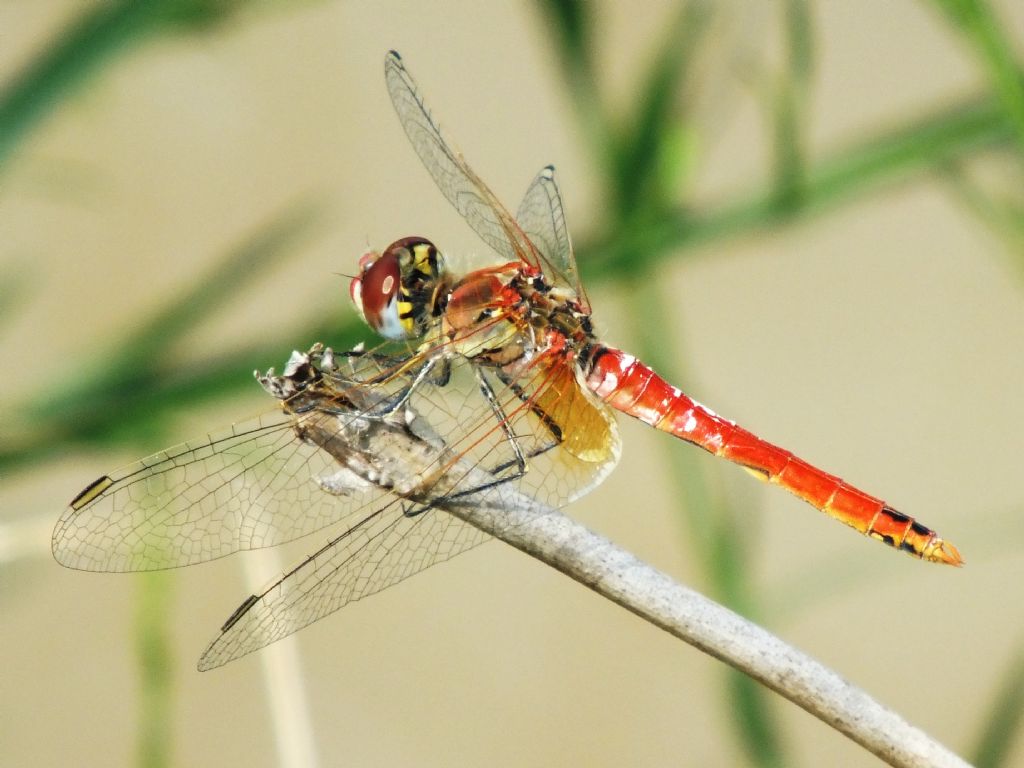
top-left (3, 1), bottom-right (1024, 766)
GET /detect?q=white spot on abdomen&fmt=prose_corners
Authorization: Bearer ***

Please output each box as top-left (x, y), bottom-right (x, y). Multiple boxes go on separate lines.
top-left (695, 400), bottom-right (735, 426)
top-left (696, 400), bottom-right (717, 418)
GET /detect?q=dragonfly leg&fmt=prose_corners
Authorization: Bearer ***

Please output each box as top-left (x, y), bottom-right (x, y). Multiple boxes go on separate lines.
top-left (434, 369), bottom-right (563, 504)
top-left (495, 369), bottom-right (563, 443)
top-left (475, 367), bottom-right (528, 476)
top-left (403, 369), bottom-right (528, 518)
top-left (403, 367), bottom-right (563, 518)
top-left (335, 346), bottom-right (449, 388)
top-left (474, 368), bottom-right (563, 478)
top-left (362, 356), bottom-right (441, 418)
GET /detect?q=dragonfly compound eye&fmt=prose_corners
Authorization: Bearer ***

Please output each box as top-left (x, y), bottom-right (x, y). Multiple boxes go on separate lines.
top-left (353, 237), bottom-right (443, 340)
top-left (349, 250), bottom-right (379, 319)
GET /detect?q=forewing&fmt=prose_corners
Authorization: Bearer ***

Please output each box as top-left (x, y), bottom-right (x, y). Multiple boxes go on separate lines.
top-left (515, 166), bottom-right (589, 311)
top-left (384, 51), bottom-right (541, 271)
top-left (53, 409), bottom-right (396, 572)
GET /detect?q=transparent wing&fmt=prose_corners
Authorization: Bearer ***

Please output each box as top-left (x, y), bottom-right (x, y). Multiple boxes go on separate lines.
top-left (384, 51), bottom-right (541, 270)
top-left (55, 340), bottom-right (621, 665)
top-left (198, 501), bottom-right (488, 669)
top-left (53, 408), bottom-right (401, 572)
top-left (198, 348), bottom-right (621, 670)
top-left (515, 165), bottom-right (589, 309)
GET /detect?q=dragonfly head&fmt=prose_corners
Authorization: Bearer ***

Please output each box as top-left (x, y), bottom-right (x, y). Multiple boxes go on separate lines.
top-left (350, 236), bottom-right (445, 340)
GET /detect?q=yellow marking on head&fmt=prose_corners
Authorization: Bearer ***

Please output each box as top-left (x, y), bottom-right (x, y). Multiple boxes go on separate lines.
top-left (397, 299), bottom-right (415, 332)
top-left (412, 243), bottom-right (435, 274)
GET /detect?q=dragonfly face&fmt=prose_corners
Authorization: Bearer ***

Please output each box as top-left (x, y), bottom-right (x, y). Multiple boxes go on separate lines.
top-left (350, 235), bottom-right (446, 340)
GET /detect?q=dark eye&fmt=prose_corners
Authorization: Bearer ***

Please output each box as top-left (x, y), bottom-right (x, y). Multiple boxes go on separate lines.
top-left (357, 250), bottom-right (402, 331)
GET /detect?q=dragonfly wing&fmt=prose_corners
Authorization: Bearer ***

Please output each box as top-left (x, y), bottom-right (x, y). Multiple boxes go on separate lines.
top-left (55, 341), bottom-right (622, 664)
top-left (384, 51), bottom-right (541, 270)
top-left (53, 408), bottom-right (399, 572)
top-left (198, 502), bottom-right (489, 670)
top-left (51, 340), bottom-right (616, 577)
top-left (196, 351), bottom-right (622, 670)
top-left (515, 166), bottom-right (589, 311)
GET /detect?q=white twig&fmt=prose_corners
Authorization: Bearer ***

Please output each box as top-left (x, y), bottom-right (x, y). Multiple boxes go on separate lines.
top-left (444, 495), bottom-right (968, 768)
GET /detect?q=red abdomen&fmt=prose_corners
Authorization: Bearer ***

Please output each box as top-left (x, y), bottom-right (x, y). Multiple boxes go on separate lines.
top-left (582, 345), bottom-right (961, 565)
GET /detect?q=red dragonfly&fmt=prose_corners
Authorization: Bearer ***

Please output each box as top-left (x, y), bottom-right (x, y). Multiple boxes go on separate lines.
top-left (54, 51), bottom-right (961, 670)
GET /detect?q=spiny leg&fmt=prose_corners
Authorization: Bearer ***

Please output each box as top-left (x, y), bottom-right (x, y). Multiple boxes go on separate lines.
top-left (405, 367), bottom-right (527, 515)
top-left (347, 354), bottom-right (442, 419)
top-left (404, 367), bottom-right (562, 516)
top-left (439, 367), bottom-right (567, 499)
top-left (474, 366), bottom-right (528, 477)
top-left (496, 369), bottom-right (562, 443)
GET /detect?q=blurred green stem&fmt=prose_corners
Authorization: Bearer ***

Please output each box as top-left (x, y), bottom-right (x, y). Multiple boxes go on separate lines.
top-left (0, 0), bottom-right (262, 170)
top-left (0, 199), bottom-right (323, 474)
top-left (29, 198), bottom-right (323, 420)
top-left (136, 571), bottom-right (174, 768)
top-left (5, 2), bottom-right (1020, 492)
top-left (940, 161), bottom-right (1024, 280)
top-left (534, 0), bottom-right (616, 179)
top-left (930, 0), bottom-right (1024, 155)
top-left (586, 93), bottom-right (1014, 274)
top-left (770, 0), bottom-right (814, 209)
top-left (609, 0), bottom-right (715, 220)
top-left (971, 645), bottom-right (1024, 768)
top-left (0, 1), bottom-right (166, 169)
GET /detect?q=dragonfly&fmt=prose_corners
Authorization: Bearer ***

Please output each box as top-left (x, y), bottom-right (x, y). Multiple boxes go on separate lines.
top-left (53, 51), bottom-right (962, 670)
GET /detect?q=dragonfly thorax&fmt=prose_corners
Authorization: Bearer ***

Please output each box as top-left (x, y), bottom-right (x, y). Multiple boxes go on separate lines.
top-left (350, 236), bottom-right (447, 340)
